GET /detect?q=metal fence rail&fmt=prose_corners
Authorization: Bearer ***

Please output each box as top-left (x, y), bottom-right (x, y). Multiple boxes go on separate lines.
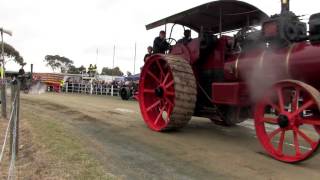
top-left (48, 83), bottom-right (121, 96)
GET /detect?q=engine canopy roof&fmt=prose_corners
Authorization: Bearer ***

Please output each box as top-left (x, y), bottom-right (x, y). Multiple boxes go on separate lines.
top-left (146, 0), bottom-right (269, 33)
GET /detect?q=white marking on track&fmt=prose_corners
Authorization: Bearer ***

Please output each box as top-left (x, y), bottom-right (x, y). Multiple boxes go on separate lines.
top-left (238, 121), bottom-right (256, 130)
top-left (239, 120), bottom-right (277, 131)
top-left (115, 108), bottom-right (135, 113)
top-left (276, 140), bottom-right (312, 150)
top-left (253, 135), bottom-right (311, 150)
top-left (240, 120), bottom-right (311, 150)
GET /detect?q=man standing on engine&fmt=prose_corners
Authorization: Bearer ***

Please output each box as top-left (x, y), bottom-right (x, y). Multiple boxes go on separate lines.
top-left (144, 46), bottom-right (153, 63)
top-left (153, 31), bottom-right (170, 54)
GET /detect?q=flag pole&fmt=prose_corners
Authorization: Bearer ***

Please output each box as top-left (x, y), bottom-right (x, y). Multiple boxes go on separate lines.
top-left (134, 42), bottom-right (136, 75)
top-left (112, 45), bottom-right (115, 80)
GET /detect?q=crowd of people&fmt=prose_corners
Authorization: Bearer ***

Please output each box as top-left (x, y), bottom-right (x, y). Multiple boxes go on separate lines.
top-left (60, 79), bottom-right (121, 94)
top-left (64, 78), bottom-right (124, 90)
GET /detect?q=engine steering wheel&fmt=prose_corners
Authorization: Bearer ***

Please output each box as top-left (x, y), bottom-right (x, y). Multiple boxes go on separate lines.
top-left (233, 26), bottom-right (258, 51)
top-left (166, 38), bottom-right (177, 46)
top-left (235, 26), bottom-right (257, 42)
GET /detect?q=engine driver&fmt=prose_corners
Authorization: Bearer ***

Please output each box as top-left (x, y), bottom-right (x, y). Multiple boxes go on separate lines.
top-left (177, 29), bottom-right (192, 45)
top-left (153, 30), bottom-right (170, 54)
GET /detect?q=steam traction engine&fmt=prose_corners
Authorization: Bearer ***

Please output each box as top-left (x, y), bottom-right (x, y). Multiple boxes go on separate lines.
top-left (139, 0), bottom-right (320, 163)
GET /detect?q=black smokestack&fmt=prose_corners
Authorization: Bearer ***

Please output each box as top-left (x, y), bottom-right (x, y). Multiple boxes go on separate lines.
top-left (281, 0), bottom-right (290, 13)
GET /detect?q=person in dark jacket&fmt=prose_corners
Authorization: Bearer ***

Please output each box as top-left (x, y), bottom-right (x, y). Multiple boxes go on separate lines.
top-left (18, 65), bottom-right (26, 89)
top-left (144, 46), bottom-right (153, 63)
top-left (153, 31), bottom-right (170, 54)
top-left (177, 29), bottom-right (192, 45)
top-left (18, 65), bottom-right (25, 76)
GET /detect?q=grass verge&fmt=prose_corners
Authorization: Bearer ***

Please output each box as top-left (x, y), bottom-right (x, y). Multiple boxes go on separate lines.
top-left (13, 103), bottom-right (117, 179)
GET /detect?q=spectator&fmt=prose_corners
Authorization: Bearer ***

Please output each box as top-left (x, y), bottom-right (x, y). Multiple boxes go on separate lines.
top-left (0, 63), bottom-right (4, 78)
top-left (18, 64), bottom-right (26, 90)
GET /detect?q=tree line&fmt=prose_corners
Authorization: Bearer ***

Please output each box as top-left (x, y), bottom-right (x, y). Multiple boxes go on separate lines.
top-left (44, 54), bottom-right (131, 76)
top-left (1, 43), bottom-right (131, 76)
top-left (0, 42), bottom-right (26, 66)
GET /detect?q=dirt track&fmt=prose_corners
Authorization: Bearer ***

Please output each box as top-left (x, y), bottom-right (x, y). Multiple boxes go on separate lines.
top-left (21, 93), bottom-right (320, 180)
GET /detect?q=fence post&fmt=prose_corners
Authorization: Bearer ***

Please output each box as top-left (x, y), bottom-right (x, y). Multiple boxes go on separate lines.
top-left (1, 80), bottom-right (7, 118)
top-left (87, 84), bottom-right (88, 94)
top-left (66, 83), bottom-right (68, 93)
top-left (81, 83), bottom-right (84, 94)
top-left (90, 83), bottom-right (93, 95)
top-left (111, 85), bottom-right (114, 96)
top-left (10, 81), bottom-right (15, 115)
top-left (86, 84), bottom-right (88, 94)
top-left (9, 79), bottom-right (17, 156)
top-left (16, 81), bottom-right (20, 155)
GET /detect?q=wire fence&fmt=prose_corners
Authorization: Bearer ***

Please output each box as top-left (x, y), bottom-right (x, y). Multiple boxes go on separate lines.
top-left (47, 83), bottom-right (121, 96)
top-left (0, 80), bottom-right (21, 180)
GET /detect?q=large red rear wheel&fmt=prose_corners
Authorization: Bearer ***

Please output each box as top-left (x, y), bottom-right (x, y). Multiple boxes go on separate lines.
top-left (255, 80), bottom-right (320, 163)
top-left (139, 55), bottom-right (197, 131)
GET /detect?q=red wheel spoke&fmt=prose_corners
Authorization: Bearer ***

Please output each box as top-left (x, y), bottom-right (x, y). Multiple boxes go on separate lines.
top-left (162, 72), bottom-right (170, 85)
top-left (156, 60), bottom-right (165, 81)
top-left (264, 117), bottom-right (278, 124)
top-left (296, 128), bottom-right (317, 148)
top-left (147, 100), bottom-right (161, 112)
top-left (147, 70), bottom-right (160, 84)
top-left (164, 97), bottom-right (174, 109)
top-left (166, 105), bottom-right (172, 116)
top-left (301, 119), bottom-right (320, 126)
top-left (269, 128), bottom-right (282, 140)
top-left (291, 100), bottom-right (314, 118)
top-left (144, 88), bottom-right (154, 94)
top-left (166, 91), bottom-right (175, 96)
top-left (277, 130), bottom-right (285, 155)
top-left (277, 87), bottom-right (285, 112)
top-left (154, 107), bottom-right (165, 125)
top-left (293, 129), bottom-right (301, 156)
top-left (165, 80), bottom-right (174, 89)
top-left (292, 88), bottom-right (300, 112)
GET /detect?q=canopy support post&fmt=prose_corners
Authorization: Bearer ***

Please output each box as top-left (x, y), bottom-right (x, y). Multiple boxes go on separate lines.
top-left (219, 8), bottom-right (222, 37)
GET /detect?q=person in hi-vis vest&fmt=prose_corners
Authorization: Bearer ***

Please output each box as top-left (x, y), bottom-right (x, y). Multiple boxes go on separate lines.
top-left (0, 63), bottom-right (3, 79)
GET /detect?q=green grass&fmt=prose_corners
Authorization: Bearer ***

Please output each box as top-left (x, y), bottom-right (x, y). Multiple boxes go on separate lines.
top-left (26, 109), bottom-right (117, 180)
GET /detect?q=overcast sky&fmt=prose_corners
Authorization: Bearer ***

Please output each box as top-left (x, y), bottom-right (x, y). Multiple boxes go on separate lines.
top-left (0, 0), bottom-right (318, 74)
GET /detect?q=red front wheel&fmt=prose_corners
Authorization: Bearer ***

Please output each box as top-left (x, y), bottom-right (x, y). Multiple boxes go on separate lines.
top-left (139, 55), bottom-right (197, 131)
top-left (254, 80), bottom-right (320, 163)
